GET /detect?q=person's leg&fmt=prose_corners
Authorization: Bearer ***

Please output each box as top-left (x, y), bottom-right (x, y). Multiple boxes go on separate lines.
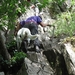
top-left (23, 22), bottom-right (41, 52)
top-left (23, 22), bottom-right (38, 34)
top-left (29, 23), bottom-right (41, 52)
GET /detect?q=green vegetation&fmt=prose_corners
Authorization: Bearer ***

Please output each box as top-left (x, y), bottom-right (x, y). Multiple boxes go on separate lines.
top-left (6, 39), bottom-right (27, 65)
top-left (0, 39), bottom-right (27, 71)
top-left (54, 12), bottom-right (75, 36)
top-left (10, 51), bottom-right (27, 65)
top-left (6, 40), bottom-right (16, 49)
top-left (47, 0), bottom-right (75, 37)
top-left (0, 51), bottom-right (27, 72)
top-left (0, 0), bottom-right (50, 30)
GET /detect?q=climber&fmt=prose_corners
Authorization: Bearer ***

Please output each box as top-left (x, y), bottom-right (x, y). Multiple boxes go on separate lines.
top-left (15, 14), bottom-right (50, 53)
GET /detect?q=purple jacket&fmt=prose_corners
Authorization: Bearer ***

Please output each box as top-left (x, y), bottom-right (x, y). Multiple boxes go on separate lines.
top-left (20, 16), bottom-right (42, 27)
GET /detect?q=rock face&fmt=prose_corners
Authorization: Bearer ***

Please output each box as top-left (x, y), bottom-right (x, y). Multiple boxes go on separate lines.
top-left (0, 72), bottom-right (4, 75)
top-left (16, 52), bottom-right (54, 75)
top-left (26, 53), bottom-right (54, 75)
top-left (42, 37), bottom-right (69, 75)
top-left (64, 43), bottom-right (75, 75)
top-left (60, 37), bottom-right (75, 75)
top-left (16, 36), bottom-right (72, 75)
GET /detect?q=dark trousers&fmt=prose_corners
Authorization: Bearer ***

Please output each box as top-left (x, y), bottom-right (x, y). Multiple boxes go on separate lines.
top-left (22, 22), bottom-right (38, 34)
top-left (22, 22), bottom-right (40, 46)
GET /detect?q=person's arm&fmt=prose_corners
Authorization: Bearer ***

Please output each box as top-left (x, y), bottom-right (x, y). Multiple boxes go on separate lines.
top-left (40, 22), bottom-right (49, 27)
top-left (37, 16), bottom-right (50, 27)
top-left (30, 4), bottom-right (35, 9)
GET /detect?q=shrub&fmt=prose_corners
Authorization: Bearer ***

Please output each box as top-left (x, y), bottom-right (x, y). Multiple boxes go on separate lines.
top-left (54, 12), bottom-right (75, 36)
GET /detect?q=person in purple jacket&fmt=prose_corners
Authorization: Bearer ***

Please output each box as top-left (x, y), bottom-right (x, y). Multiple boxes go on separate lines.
top-left (15, 15), bottom-right (49, 52)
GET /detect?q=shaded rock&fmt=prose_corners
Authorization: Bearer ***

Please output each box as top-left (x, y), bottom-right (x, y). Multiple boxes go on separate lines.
top-left (0, 72), bottom-right (4, 75)
top-left (42, 37), bottom-right (69, 75)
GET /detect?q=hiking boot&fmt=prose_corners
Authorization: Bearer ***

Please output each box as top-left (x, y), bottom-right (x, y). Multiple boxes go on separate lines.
top-left (35, 46), bottom-right (40, 53)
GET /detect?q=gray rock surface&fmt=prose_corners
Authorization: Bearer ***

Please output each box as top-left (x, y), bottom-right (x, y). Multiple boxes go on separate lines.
top-left (0, 72), bottom-right (4, 75)
top-left (16, 52), bottom-right (54, 75)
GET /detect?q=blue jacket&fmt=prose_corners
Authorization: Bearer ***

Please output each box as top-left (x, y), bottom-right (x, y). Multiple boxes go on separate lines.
top-left (20, 16), bottom-right (42, 27)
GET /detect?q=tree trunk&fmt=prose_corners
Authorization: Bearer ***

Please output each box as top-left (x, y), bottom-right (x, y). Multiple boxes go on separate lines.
top-left (0, 30), bottom-right (11, 60)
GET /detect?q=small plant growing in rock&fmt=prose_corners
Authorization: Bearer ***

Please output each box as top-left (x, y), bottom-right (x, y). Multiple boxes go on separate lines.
top-left (10, 51), bottom-right (27, 65)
